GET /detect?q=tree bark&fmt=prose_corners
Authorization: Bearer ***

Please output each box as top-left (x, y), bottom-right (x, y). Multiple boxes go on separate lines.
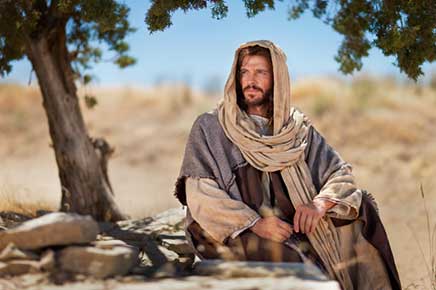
top-left (24, 23), bottom-right (125, 222)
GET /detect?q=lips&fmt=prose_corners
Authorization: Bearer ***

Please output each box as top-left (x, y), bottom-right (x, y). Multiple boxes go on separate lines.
top-left (244, 86), bottom-right (263, 93)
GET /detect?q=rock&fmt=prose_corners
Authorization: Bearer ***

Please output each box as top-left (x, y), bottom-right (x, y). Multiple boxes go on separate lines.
top-left (156, 276), bottom-right (340, 290)
top-left (75, 208), bottom-right (193, 279)
top-left (58, 245), bottom-right (139, 279)
top-left (0, 215), bottom-right (4, 228)
top-left (12, 273), bottom-right (49, 288)
top-left (13, 275), bottom-right (341, 290)
top-left (39, 250), bottom-right (55, 272)
top-left (177, 255), bottom-right (196, 271)
top-left (97, 221), bottom-right (117, 233)
top-left (0, 212), bottom-right (32, 228)
top-left (116, 207), bottom-right (185, 237)
top-left (147, 208), bottom-right (186, 233)
top-left (105, 208), bottom-right (194, 273)
top-left (151, 254), bottom-right (196, 278)
top-left (193, 260), bottom-right (329, 280)
top-left (160, 232), bottom-right (193, 255)
top-left (152, 262), bottom-right (177, 278)
top-left (113, 207), bottom-right (192, 256)
top-left (0, 212), bottom-right (99, 251)
top-left (0, 260), bottom-right (40, 276)
top-left (92, 239), bottom-right (128, 249)
top-left (35, 210), bottom-right (53, 217)
top-left (0, 243), bottom-right (39, 261)
top-left (156, 245), bottom-right (179, 261)
top-left (0, 248), bottom-right (56, 277)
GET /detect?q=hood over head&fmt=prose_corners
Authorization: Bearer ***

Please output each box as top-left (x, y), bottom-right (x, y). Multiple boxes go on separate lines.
top-left (217, 40), bottom-right (310, 173)
top-left (221, 40), bottom-right (292, 135)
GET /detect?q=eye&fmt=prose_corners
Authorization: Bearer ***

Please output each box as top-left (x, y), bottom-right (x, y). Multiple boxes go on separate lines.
top-left (257, 69), bottom-right (268, 76)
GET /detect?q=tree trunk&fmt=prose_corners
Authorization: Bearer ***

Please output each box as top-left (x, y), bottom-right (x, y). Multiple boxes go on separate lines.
top-left (24, 24), bottom-right (125, 222)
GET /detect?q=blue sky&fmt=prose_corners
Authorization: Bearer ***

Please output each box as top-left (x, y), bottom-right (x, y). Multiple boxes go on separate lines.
top-left (2, 1), bottom-right (435, 89)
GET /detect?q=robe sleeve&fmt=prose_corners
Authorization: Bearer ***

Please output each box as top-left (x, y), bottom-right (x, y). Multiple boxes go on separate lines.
top-left (305, 126), bottom-right (362, 220)
top-left (186, 177), bottom-right (261, 243)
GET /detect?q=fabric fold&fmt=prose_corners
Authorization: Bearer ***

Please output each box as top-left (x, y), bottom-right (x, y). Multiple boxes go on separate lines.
top-left (175, 39), bottom-right (400, 290)
top-left (216, 40), bottom-right (355, 288)
top-left (186, 177), bottom-right (260, 243)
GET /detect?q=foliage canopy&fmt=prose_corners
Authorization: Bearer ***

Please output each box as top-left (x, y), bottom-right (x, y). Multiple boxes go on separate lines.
top-left (0, 0), bottom-right (136, 79)
top-left (146, 0), bottom-right (436, 80)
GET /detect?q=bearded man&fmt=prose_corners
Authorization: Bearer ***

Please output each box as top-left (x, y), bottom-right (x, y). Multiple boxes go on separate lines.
top-left (174, 40), bottom-right (401, 290)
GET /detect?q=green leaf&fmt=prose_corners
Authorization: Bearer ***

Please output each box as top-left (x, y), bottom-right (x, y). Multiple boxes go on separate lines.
top-left (84, 94), bottom-right (98, 109)
top-left (83, 74), bottom-right (92, 85)
top-left (114, 55), bottom-right (136, 68)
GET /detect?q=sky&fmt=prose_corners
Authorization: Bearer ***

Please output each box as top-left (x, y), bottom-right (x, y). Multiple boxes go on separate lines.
top-left (2, 0), bottom-right (435, 90)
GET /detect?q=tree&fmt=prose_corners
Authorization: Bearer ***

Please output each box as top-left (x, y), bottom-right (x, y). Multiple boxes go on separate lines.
top-left (145, 0), bottom-right (436, 80)
top-left (0, 0), bottom-right (136, 221)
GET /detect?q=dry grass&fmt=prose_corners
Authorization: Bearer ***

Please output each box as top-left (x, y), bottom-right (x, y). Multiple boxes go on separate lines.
top-left (0, 184), bottom-right (56, 218)
top-left (405, 185), bottom-right (436, 290)
top-left (1, 76), bottom-right (436, 286)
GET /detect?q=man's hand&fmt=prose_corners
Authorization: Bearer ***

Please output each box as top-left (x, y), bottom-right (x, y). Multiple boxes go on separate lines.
top-left (293, 199), bottom-right (336, 234)
top-left (250, 216), bottom-right (293, 242)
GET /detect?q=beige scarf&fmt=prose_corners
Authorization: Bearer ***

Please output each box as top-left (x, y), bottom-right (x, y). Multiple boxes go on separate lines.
top-left (217, 40), bottom-right (353, 289)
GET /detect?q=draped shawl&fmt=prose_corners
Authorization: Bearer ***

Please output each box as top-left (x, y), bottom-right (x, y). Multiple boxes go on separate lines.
top-left (217, 40), bottom-right (355, 288)
top-left (175, 40), bottom-right (400, 290)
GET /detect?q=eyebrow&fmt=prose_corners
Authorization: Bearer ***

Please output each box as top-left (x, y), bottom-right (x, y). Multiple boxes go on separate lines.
top-left (240, 66), bottom-right (270, 71)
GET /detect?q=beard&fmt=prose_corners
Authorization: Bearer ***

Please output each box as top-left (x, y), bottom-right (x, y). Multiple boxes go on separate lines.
top-left (242, 85), bottom-right (273, 107)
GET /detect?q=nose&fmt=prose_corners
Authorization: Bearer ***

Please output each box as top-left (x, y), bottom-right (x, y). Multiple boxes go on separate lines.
top-left (247, 80), bottom-right (256, 87)
top-left (246, 73), bottom-right (256, 85)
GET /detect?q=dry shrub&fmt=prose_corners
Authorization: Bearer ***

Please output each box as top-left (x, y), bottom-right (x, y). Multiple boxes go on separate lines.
top-left (405, 185), bottom-right (436, 290)
top-left (293, 77), bottom-right (344, 98)
top-left (309, 94), bottom-right (336, 117)
top-left (430, 72), bottom-right (436, 91)
top-left (350, 75), bottom-right (377, 110)
top-left (0, 84), bottom-right (43, 134)
top-left (0, 184), bottom-right (56, 217)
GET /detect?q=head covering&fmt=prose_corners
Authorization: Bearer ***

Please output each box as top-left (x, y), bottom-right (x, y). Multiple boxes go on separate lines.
top-left (217, 40), bottom-right (353, 289)
top-left (220, 40), bottom-right (292, 133)
top-left (218, 40), bottom-right (310, 172)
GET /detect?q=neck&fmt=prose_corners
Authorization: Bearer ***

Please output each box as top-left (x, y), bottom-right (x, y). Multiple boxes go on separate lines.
top-left (247, 105), bottom-right (270, 118)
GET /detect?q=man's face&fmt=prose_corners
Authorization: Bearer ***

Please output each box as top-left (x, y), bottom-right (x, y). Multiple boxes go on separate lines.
top-left (239, 54), bottom-right (273, 107)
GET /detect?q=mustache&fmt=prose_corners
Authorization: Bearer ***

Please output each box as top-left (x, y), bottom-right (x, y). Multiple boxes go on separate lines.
top-left (243, 85), bottom-right (264, 93)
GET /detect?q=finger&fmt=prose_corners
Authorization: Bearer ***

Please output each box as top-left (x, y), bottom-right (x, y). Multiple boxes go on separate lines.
top-left (276, 225), bottom-right (291, 238)
top-left (299, 211), bottom-right (307, 233)
top-left (272, 235), bottom-right (283, 243)
top-left (277, 220), bottom-right (293, 234)
top-left (294, 208), bottom-right (301, 233)
top-left (276, 227), bottom-right (291, 239)
top-left (272, 232), bottom-right (286, 242)
top-left (304, 214), bottom-right (313, 234)
top-left (310, 216), bottom-right (320, 234)
top-left (277, 231), bottom-right (289, 242)
top-left (277, 235), bottom-right (287, 243)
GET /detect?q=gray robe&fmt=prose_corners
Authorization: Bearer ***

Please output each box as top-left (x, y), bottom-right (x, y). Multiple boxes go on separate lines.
top-left (175, 110), bottom-right (360, 245)
top-left (174, 110), bottom-right (401, 290)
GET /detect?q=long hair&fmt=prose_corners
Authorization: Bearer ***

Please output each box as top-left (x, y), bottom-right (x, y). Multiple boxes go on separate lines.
top-left (235, 45), bottom-right (274, 118)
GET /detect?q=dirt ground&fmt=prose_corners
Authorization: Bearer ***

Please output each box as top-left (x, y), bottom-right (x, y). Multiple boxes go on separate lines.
top-left (1, 77), bottom-right (436, 288)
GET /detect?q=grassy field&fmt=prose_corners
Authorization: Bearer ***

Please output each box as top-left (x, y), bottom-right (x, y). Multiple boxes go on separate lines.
top-left (1, 76), bottom-right (436, 288)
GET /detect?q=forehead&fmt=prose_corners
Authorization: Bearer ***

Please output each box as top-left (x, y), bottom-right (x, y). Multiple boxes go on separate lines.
top-left (240, 54), bottom-right (272, 69)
